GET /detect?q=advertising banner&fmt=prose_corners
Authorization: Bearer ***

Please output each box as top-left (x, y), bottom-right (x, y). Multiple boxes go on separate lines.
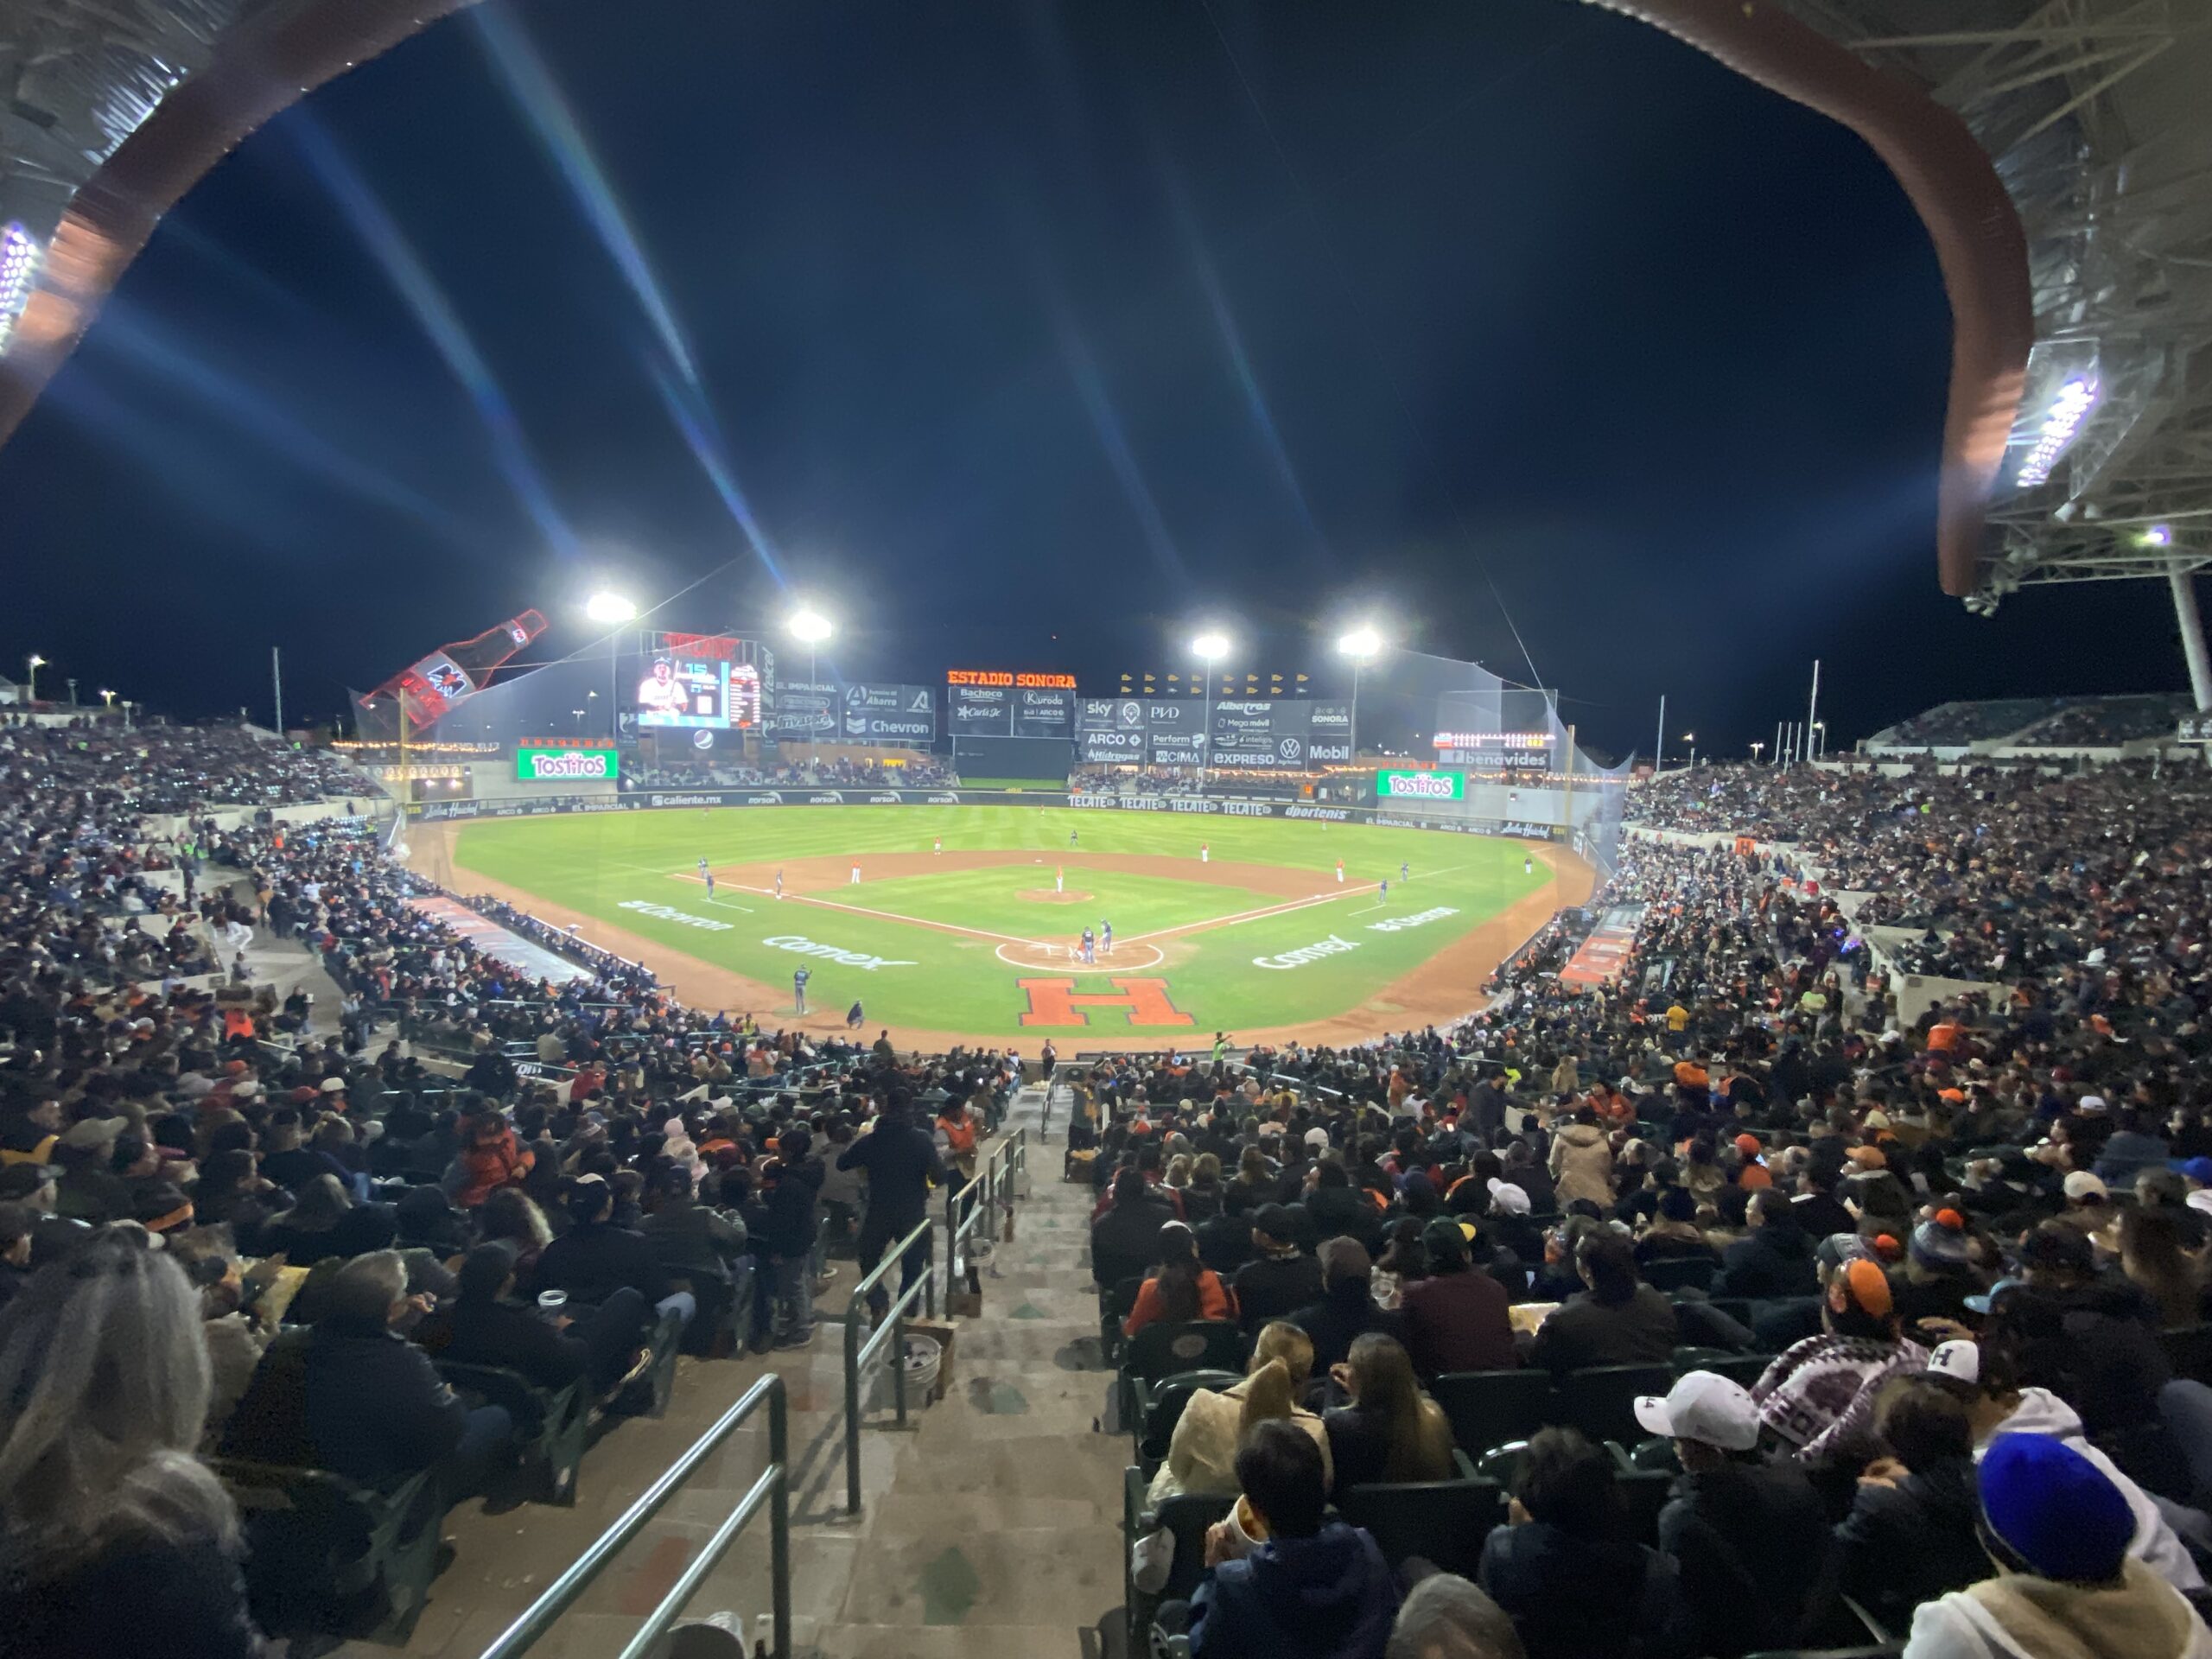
top-left (767, 679), bottom-right (836, 738)
top-left (1147, 732), bottom-right (1206, 766)
top-left (949, 683), bottom-right (1014, 734)
top-left (517, 747), bottom-right (619, 782)
top-left (840, 683), bottom-right (937, 742)
top-left (1077, 728), bottom-right (1146, 762)
top-left (1376, 769), bottom-right (1463, 800)
top-left (1013, 686), bottom-right (1073, 737)
top-left (1305, 701), bottom-right (1352, 764)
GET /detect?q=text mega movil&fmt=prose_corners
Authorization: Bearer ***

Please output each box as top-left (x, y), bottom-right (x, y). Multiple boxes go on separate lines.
top-left (517, 747), bottom-right (619, 781)
top-left (1376, 769), bottom-right (1464, 800)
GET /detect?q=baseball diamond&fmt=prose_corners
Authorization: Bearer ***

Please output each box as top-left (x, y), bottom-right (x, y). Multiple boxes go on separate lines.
top-left (408, 802), bottom-right (1590, 1049)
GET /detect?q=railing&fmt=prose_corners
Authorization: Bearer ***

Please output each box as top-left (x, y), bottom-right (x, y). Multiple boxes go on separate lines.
top-left (944, 1127), bottom-right (1029, 1286)
top-left (842, 1214), bottom-right (937, 1516)
top-left (477, 1373), bottom-right (791, 1659)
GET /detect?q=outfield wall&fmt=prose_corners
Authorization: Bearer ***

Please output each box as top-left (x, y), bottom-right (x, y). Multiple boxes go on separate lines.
top-left (413, 785), bottom-right (1590, 849)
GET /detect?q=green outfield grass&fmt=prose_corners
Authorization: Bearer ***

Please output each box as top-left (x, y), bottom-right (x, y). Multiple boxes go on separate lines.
top-left (446, 805), bottom-right (1552, 1039)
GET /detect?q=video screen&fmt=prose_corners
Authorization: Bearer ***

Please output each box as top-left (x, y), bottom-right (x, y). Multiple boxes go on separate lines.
top-left (635, 656), bottom-right (732, 728)
top-left (730, 663), bottom-right (761, 729)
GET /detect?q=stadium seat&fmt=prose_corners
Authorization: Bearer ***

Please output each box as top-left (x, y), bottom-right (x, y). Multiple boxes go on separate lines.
top-left (1432, 1368), bottom-right (1554, 1456)
top-left (213, 1459), bottom-right (442, 1643)
top-left (1131, 1369), bottom-right (1243, 1477)
top-left (1332, 1450), bottom-right (1503, 1580)
top-left (607, 1302), bottom-right (686, 1419)
top-left (1626, 1434), bottom-right (1681, 1471)
top-left (1099, 1275), bottom-right (1144, 1366)
top-left (1553, 1363), bottom-right (1676, 1445)
top-left (1643, 1256), bottom-right (1719, 1294)
top-left (2163, 1324), bottom-right (2212, 1385)
top-left (1121, 1320), bottom-right (1245, 1395)
top-left (1673, 1345), bottom-right (1774, 1389)
top-left (1122, 1464), bottom-right (1233, 1652)
top-left (434, 1361), bottom-right (588, 1506)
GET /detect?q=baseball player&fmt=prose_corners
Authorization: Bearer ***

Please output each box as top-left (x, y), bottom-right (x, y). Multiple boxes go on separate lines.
top-left (1101, 919), bottom-right (1113, 954)
top-left (1200, 842), bottom-right (1210, 864)
top-left (792, 966), bottom-right (810, 1016)
top-left (1400, 861), bottom-right (1409, 882)
top-left (933, 836), bottom-right (942, 855)
top-left (704, 870), bottom-right (716, 899)
top-left (1524, 855), bottom-right (1534, 876)
top-left (698, 856), bottom-right (709, 880)
top-left (1380, 877), bottom-right (1389, 899)
top-left (1069, 825), bottom-right (1079, 848)
top-left (774, 868), bottom-right (785, 899)
top-left (1335, 858), bottom-right (1344, 884)
top-left (1080, 927), bottom-right (1096, 965)
top-left (850, 862), bottom-right (861, 886)
top-left (1056, 865), bottom-right (1065, 894)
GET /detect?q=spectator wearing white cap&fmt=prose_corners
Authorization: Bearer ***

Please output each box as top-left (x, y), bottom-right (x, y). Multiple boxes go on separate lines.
top-left (1637, 1371), bottom-right (1835, 1657)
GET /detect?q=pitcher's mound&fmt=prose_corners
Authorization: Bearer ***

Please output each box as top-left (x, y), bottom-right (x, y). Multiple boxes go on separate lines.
top-left (1017, 887), bottom-right (1091, 905)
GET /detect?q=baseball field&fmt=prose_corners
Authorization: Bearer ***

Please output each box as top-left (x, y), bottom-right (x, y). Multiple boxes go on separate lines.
top-left (410, 805), bottom-right (1592, 1051)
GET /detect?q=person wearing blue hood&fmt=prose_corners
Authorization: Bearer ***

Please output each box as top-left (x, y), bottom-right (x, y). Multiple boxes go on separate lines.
top-left (1185, 1419), bottom-right (1398, 1659)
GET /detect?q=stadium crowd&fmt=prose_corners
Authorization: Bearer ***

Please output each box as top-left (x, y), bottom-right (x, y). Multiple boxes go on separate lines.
top-left (1077, 763), bottom-right (2212, 1659)
top-left (621, 754), bottom-right (957, 791)
top-left (6, 721), bottom-right (2212, 1658)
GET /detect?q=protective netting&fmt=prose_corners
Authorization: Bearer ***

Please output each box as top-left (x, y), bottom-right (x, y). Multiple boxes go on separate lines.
top-left (1344, 646), bottom-right (1630, 876)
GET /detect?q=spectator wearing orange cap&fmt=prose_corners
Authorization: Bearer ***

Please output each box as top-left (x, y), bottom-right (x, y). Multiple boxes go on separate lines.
top-left (1751, 1257), bottom-right (1929, 1469)
top-left (1733, 1133), bottom-right (1774, 1192)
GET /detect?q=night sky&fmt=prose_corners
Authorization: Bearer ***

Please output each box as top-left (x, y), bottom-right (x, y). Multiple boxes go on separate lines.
top-left (0, 0), bottom-right (2194, 759)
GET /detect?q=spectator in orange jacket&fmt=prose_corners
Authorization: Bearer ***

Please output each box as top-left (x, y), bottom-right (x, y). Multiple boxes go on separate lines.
top-left (454, 1111), bottom-right (534, 1208)
top-left (1124, 1222), bottom-right (1236, 1337)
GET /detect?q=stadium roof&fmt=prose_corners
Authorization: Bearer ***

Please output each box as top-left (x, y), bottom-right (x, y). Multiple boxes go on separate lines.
top-left (1, 0), bottom-right (2203, 612)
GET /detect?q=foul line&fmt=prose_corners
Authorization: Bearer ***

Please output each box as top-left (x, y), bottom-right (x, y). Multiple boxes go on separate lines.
top-left (722, 884), bottom-right (1042, 949)
top-left (1119, 883), bottom-right (1382, 946)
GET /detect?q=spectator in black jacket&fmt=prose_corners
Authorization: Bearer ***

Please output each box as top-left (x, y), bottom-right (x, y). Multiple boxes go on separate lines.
top-left (1834, 1376), bottom-right (1992, 1630)
top-left (256, 1173), bottom-right (397, 1267)
top-left (1306, 1163), bottom-right (1382, 1252)
top-left (1636, 1370), bottom-right (1835, 1656)
top-left (1233, 1205), bottom-right (1326, 1336)
top-left (537, 1175), bottom-right (691, 1338)
top-left (836, 1098), bottom-right (947, 1320)
top-left (759, 1129), bottom-right (823, 1349)
top-left (417, 1241), bottom-right (644, 1393)
top-left (1092, 1167), bottom-right (1176, 1292)
top-left (1291, 1238), bottom-right (1406, 1379)
top-left (224, 1250), bottom-right (512, 1497)
top-left (1713, 1191), bottom-right (1819, 1301)
top-left (1529, 1233), bottom-right (1679, 1376)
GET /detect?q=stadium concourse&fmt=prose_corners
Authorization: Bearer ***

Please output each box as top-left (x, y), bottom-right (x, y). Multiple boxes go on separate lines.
top-left (7, 713), bottom-right (2212, 1657)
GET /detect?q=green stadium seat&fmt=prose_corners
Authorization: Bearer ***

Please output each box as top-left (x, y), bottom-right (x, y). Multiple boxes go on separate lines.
top-left (213, 1460), bottom-right (442, 1644)
top-left (433, 1361), bottom-right (588, 1506)
top-left (1432, 1368), bottom-right (1554, 1457)
top-left (1131, 1369), bottom-right (1243, 1477)
top-left (1553, 1363), bottom-right (1676, 1445)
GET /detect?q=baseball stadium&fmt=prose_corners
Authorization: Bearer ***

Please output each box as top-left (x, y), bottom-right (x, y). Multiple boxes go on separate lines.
top-left (5, 4), bottom-right (2212, 1659)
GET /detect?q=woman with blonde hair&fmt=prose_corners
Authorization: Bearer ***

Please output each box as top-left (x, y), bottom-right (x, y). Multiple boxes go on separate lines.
top-left (1325, 1332), bottom-right (1457, 1486)
top-left (1147, 1321), bottom-right (1334, 1502)
top-left (0, 1235), bottom-right (261, 1655)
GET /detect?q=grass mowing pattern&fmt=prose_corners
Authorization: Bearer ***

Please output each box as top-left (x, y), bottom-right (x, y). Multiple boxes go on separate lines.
top-left (449, 805), bottom-right (1549, 1037)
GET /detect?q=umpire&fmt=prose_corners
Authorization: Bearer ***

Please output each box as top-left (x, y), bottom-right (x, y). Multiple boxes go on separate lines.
top-left (836, 1092), bottom-right (948, 1320)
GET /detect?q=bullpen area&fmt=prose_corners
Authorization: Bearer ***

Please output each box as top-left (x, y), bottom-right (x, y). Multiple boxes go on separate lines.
top-left (410, 804), bottom-right (1592, 1048)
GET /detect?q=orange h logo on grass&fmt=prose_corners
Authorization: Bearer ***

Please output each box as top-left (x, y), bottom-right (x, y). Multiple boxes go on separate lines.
top-left (1017, 978), bottom-right (1195, 1028)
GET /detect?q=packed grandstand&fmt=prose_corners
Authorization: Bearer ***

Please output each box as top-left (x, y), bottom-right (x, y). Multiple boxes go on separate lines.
top-left (0, 703), bottom-right (2202, 1659)
top-left (2, 701), bottom-right (2211, 1658)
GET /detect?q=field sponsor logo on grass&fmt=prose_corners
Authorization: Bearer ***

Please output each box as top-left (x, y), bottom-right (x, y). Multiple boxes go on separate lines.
top-left (760, 935), bottom-right (915, 970)
top-left (1253, 935), bottom-right (1360, 970)
top-left (1366, 906), bottom-right (1459, 934)
top-left (1016, 978), bottom-right (1194, 1028)
top-left (618, 899), bottom-right (734, 932)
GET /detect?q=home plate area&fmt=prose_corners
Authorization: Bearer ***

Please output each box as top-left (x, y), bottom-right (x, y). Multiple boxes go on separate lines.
top-left (993, 938), bottom-right (1166, 972)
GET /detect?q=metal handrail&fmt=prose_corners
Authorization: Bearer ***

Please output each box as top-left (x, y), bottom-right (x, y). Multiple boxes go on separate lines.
top-left (842, 1214), bottom-right (936, 1515)
top-left (945, 1127), bottom-right (1027, 1281)
top-left (478, 1373), bottom-right (791, 1659)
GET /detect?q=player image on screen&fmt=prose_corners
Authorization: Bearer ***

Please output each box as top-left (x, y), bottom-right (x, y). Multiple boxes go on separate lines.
top-left (637, 658), bottom-right (688, 713)
top-left (635, 657), bottom-right (732, 728)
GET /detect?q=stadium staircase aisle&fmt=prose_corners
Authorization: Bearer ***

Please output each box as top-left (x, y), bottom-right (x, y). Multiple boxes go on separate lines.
top-left (808, 1084), bottom-right (1127, 1659)
top-left (330, 1089), bottom-right (1122, 1659)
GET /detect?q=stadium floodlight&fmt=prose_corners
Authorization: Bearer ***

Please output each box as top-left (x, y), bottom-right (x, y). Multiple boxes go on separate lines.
top-left (788, 608), bottom-right (835, 761)
top-left (1190, 632), bottom-right (1231, 792)
top-left (24, 654), bottom-right (42, 703)
top-left (2013, 378), bottom-right (2097, 488)
top-left (1338, 625), bottom-right (1383, 662)
top-left (2140, 524), bottom-right (2173, 548)
top-left (99, 689), bottom-right (114, 709)
top-left (584, 591), bottom-right (638, 624)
